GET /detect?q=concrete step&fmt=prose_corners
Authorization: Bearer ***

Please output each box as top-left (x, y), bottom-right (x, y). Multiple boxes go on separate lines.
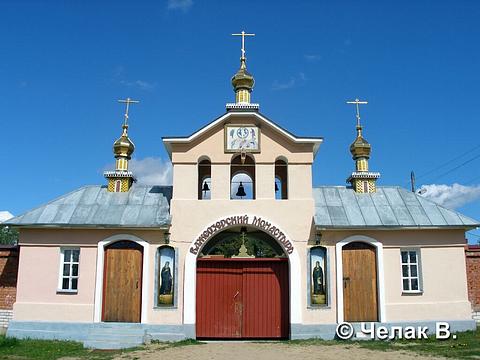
top-left (84, 323), bottom-right (147, 349)
top-left (91, 322), bottom-right (145, 330)
top-left (88, 329), bottom-right (145, 336)
top-left (84, 333), bottom-right (145, 342)
top-left (83, 339), bottom-right (142, 350)
top-left (148, 332), bottom-right (185, 342)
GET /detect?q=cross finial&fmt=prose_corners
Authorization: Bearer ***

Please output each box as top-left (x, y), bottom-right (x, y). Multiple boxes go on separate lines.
top-left (118, 97), bottom-right (140, 128)
top-left (346, 98), bottom-right (368, 133)
top-left (232, 30), bottom-right (255, 60)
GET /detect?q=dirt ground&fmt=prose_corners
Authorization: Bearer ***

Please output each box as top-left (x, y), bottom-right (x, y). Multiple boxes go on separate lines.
top-left (113, 342), bottom-right (444, 360)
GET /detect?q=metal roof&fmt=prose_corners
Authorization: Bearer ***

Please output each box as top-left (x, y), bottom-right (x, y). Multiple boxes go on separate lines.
top-left (5, 185), bottom-right (172, 228)
top-left (314, 186), bottom-right (479, 229)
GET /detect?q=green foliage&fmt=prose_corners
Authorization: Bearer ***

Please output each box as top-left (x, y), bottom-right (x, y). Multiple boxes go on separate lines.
top-left (206, 233), bottom-right (243, 257)
top-left (0, 335), bottom-right (135, 359)
top-left (157, 338), bottom-right (205, 348)
top-left (357, 329), bottom-right (480, 359)
top-left (284, 329), bottom-right (480, 360)
top-left (201, 231), bottom-right (285, 258)
top-left (244, 236), bottom-right (280, 257)
top-left (0, 226), bottom-right (18, 245)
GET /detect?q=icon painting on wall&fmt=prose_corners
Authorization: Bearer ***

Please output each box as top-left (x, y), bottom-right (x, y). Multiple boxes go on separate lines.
top-left (311, 247), bottom-right (327, 305)
top-left (158, 247), bottom-right (174, 305)
top-left (225, 126), bottom-right (260, 152)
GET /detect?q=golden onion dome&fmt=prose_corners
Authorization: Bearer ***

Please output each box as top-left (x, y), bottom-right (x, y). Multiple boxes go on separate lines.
top-left (113, 125), bottom-right (135, 159)
top-left (350, 126), bottom-right (371, 159)
top-left (231, 58), bottom-right (254, 92)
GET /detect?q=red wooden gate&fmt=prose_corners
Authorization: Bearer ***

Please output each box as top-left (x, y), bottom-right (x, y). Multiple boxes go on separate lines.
top-left (196, 258), bottom-right (289, 339)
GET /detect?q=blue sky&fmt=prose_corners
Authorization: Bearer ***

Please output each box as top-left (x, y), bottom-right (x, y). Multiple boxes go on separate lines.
top-left (1, 1), bottom-right (480, 243)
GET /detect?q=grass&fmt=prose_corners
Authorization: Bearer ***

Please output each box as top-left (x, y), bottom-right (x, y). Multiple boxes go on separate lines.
top-left (149, 338), bottom-right (205, 350)
top-left (357, 329), bottom-right (480, 359)
top-left (161, 338), bottom-right (204, 348)
top-left (0, 336), bottom-right (138, 360)
top-left (0, 330), bottom-right (477, 359)
top-left (285, 328), bottom-right (480, 359)
top-left (0, 336), bottom-right (204, 360)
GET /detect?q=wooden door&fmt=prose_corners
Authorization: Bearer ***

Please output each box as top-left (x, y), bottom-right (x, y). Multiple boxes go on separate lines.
top-left (342, 242), bottom-right (378, 322)
top-left (102, 241), bottom-right (143, 323)
top-left (196, 258), bottom-right (289, 339)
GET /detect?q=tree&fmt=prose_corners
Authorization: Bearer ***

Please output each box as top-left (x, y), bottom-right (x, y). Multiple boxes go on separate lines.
top-left (0, 226), bottom-right (18, 245)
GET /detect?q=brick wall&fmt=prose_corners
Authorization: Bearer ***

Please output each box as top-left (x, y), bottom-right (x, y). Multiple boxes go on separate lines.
top-left (465, 245), bottom-right (480, 322)
top-left (0, 246), bottom-right (18, 311)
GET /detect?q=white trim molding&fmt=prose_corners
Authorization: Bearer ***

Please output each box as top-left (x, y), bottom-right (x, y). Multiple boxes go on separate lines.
top-left (93, 234), bottom-right (150, 324)
top-left (162, 112), bottom-right (323, 159)
top-left (183, 214), bottom-right (303, 326)
top-left (335, 235), bottom-right (386, 323)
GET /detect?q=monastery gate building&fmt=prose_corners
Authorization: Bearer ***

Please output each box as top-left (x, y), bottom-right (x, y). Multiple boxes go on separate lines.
top-left (5, 41), bottom-right (478, 348)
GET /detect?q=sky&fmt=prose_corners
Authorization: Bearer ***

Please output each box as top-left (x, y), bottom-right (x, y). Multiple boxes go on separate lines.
top-left (1, 0), bottom-right (480, 243)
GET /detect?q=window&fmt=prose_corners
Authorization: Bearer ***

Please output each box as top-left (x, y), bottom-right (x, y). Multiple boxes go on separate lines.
top-left (157, 246), bottom-right (175, 306)
top-left (310, 246), bottom-right (328, 306)
top-left (274, 177), bottom-right (282, 200)
top-left (115, 180), bottom-right (121, 192)
top-left (363, 181), bottom-right (369, 193)
top-left (275, 158), bottom-right (288, 199)
top-left (231, 172), bottom-right (254, 199)
top-left (198, 159), bottom-right (211, 200)
top-left (230, 154), bottom-right (255, 199)
top-left (401, 249), bottom-right (422, 293)
top-left (58, 248), bottom-right (80, 292)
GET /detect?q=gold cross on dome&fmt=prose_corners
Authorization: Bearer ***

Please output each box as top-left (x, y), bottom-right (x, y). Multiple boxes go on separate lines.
top-left (118, 97), bottom-right (140, 126)
top-left (232, 30), bottom-right (255, 59)
top-left (346, 98), bottom-right (368, 128)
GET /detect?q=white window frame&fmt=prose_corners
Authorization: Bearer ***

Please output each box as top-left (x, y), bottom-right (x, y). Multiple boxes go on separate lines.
top-left (400, 248), bottom-right (423, 294)
top-left (58, 248), bottom-right (80, 293)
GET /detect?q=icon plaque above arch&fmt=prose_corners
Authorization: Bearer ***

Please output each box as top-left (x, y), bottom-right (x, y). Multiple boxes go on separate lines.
top-left (225, 125), bottom-right (260, 152)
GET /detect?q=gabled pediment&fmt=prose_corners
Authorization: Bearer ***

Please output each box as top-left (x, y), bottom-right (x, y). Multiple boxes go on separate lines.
top-left (162, 111), bottom-right (323, 160)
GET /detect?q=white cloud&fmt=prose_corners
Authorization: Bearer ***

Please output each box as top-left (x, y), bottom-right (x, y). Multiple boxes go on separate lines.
top-left (129, 157), bottom-right (173, 185)
top-left (272, 72), bottom-right (307, 91)
top-left (272, 77), bottom-right (296, 90)
top-left (112, 66), bottom-right (156, 91)
top-left (104, 157), bottom-right (173, 185)
top-left (418, 183), bottom-right (480, 209)
top-left (304, 54), bottom-right (322, 62)
top-left (120, 79), bottom-right (156, 91)
top-left (167, 0), bottom-right (193, 11)
top-left (0, 211), bottom-right (13, 223)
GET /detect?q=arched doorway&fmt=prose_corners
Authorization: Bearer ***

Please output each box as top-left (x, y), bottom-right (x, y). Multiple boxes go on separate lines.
top-left (342, 241), bottom-right (378, 322)
top-left (102, 240), bottom-right (143, 323)
top-left (196, 227), bottom-right (289, 339)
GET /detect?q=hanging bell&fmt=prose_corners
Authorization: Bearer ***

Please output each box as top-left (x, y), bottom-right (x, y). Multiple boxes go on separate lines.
top-left (202, 181), bottom-right (210, 197)
top-left (275, 181), bottom-right (279, 193)
top-left (236, 181), bottom-right (247, 198)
